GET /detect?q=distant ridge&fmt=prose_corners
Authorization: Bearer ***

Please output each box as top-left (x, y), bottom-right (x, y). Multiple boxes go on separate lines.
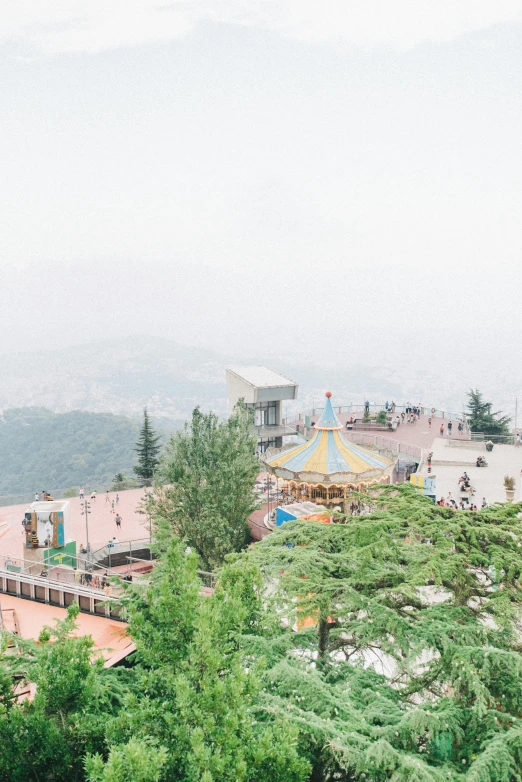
top-left (0, 335), bottom-right (470, 423)
top-left (0, 336), bottom-right (231, 420)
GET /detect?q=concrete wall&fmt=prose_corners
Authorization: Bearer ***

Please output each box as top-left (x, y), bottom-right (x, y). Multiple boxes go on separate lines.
top-left (226, 370), bottom-right (257, 406)
top-left (226, 369), bottom-right (298, 409)
top-left (256, 386), bottom-right (297, 403)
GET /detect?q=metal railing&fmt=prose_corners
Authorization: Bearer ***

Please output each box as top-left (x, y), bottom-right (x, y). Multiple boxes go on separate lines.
top-left (284, 404), bottom-right (466, 427)
top-left (0, 553), bottom-right (133, 594)
top-left (86, 538), bottom-right (153, 569)
top-left (341, 432), bottom-right (423, 461)
top-left (0, 481), bottom-right (139, 509)
top-left (470, 432), bottom-right (515, 444)
top-left (0, 567), bottom-right (121, 600)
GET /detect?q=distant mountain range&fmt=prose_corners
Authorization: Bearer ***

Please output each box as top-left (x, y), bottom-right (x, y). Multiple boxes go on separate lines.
top-left (0, 335), bottom-right (472, 423)
top-left (0, 336), bottom-right (228, 423)
top-left (0, 337), bottom-right (515, 500)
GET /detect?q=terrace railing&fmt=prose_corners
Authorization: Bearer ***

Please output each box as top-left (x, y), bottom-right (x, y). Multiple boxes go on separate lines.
top-left (284, 404), bottom-right (466, 427)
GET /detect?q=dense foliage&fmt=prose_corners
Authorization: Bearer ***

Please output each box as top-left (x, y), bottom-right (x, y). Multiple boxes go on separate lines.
top-left (0, 407), bottom-right (177, 499)
top-left (151, 404), bottom-right (259, 570)
top-left (134, 408), bottom-right (162, 487)
top-left (3, 487), bottom-right (522, 781)
top-left (466, 390), bottom-right (511, 437)
top-left (0, 605), bottom-right (131, 782)
top-left (0, 541), bottom-right (308, 782)
top-left (0, 407), bottom-right (141, 497)
top-left (246, 485), bottom-right (522, 780)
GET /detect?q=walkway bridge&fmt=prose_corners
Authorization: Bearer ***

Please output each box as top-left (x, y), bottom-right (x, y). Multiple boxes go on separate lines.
top-left (0, 541), bottom-right (216, 620)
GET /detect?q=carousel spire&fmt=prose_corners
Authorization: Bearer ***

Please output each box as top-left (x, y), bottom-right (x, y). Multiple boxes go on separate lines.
top-left (314, 392), bottom-right (342, 430)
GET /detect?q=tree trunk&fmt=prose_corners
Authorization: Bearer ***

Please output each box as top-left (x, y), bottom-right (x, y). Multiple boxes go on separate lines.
top-left (318, 617), bottom-right (330, 659)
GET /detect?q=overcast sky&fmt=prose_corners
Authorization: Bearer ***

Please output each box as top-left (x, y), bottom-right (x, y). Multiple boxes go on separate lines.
top-left (1, 2), bottom-right (522, 372)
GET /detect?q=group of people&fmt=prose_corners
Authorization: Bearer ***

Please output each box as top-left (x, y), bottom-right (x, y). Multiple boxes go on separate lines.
top-left (458, 472), bottom-right (475, 495)
top-left (438, 420), bottom-right (465, 437)
top-left (437, 496), bottom-right (486, 511)
top-left (34, 491), bottom-right (53, 502)
top-left (79, 487), bottom-right (98, 501)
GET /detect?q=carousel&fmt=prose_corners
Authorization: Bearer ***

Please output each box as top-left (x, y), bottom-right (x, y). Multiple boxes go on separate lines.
top-left (263, 392), bottom-right (395, 512)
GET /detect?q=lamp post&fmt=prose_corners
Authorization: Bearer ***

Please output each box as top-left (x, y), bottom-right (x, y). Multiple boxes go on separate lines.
top-left (80, 500), bottom-right (91, 562)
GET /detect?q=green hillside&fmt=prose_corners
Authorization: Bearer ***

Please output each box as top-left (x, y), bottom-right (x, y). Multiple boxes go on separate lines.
top-left (0, 407), bottom-right (171, 498)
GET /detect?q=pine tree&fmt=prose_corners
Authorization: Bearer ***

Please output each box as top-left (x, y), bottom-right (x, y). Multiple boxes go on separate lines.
top-left (466, 389), bottom-right (511, 437)
top-left (133, 408), bottom-right (162, 487)
top-left (242, 484), bottom-right (522, 781)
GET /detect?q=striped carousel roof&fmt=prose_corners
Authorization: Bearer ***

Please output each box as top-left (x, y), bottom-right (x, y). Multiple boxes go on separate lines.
top-left (265, 392), bottom-right (393, 480)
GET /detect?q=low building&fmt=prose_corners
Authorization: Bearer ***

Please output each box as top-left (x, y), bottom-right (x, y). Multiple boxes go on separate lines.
top-left (23, 500), bottom-right (71, 550)
top-left (225, 365), bottom-right (298, 451)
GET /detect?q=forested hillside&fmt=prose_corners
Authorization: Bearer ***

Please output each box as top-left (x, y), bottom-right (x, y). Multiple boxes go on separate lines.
top-left (0, 407), bottom-right (172, 497)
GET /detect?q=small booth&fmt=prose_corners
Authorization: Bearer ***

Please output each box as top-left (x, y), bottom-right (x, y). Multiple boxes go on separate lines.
top-left (23, 500), bottom-right (71, 550)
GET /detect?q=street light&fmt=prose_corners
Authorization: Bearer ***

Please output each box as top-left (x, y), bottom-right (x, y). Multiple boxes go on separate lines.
top-left (80, 500), bottom-right (91, 561)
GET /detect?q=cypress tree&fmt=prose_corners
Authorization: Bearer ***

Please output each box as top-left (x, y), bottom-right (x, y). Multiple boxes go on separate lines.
top-left (133, 408), bottom-right (161, 487)
top-left (466, 389), bottom-right (511, 437)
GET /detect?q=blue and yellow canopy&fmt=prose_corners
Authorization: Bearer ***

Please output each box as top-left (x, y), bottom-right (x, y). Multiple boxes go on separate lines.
top-left (265, 393), bottom-right (393, 483)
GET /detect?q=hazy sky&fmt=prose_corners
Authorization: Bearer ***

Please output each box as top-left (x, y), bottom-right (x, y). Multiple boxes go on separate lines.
top-left (1, 2), bottom-right (522, 369)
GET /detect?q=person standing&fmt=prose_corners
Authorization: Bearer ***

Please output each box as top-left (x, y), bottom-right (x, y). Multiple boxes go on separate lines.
top-left (105, 490), bottom-right (110, 503)
top-left (447, 421), bottom-right (453, 437)
top-left (34, 492), bottom-right (39, 501)
top-left (440, 423), bottom-right (444, 437)
top-left (79, 486), bottom-right (84, 500)
top-left (428, 417), bottom-right (432, 428)
top-left (111, 499), bottom-right (115, 514)
top-left (516, 433), bottom-right (521, 448)
top-left (115, 493), bottom-right (119, 505)
top-left (115, 513), bottom-right (122, 530)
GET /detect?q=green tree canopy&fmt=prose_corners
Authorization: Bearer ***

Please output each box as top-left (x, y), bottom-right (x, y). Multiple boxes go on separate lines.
top-left (105, 537), bottom-right (309, 782)
top-left (0, 407), bottom-right (143, 497)
top-left (466, 389), bottom-right (511, 437)
top-left (240, 484), bottom-right (522, 780)
top-left (150, 403), bottom-right (259, 570)
top-left (134, 408), bottom-right (162, 487)
top-left (6, 485), bottom-right (522, 780)
top-left (0, 605), bottom-right (130, 782)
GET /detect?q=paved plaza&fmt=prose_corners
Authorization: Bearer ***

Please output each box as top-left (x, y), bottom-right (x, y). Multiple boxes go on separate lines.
top-left (428, 438), bottom-right (522, 506)
top-left (0, 488), bottom-right (149, 560)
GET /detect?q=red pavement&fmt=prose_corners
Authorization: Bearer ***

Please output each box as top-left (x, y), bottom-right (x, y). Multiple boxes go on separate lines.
top-left (0, 488), bottom-right (150, 560)
top-left (308, 412), bottom-right (469, 450)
